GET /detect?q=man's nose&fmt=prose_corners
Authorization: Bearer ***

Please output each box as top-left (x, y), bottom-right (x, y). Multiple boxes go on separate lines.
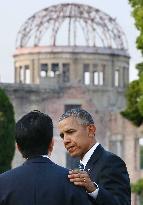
top-left (63, 135), bottom-right (71, 144)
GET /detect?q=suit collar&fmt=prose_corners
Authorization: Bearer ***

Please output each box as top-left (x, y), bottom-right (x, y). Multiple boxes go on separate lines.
top-left (81, 142), bottom-right (99, 168)
top-left (23, 156), bottom-right (53, 165)
top-left (85, 144), bottom-right (104, 171)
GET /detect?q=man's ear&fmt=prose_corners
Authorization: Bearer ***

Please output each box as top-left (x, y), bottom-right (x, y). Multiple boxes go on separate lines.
top-left (16, 143), bottom-right (21, 153)
top-left (48, 138), bottom-right (54, 156)
top-left (88, 124), bottom-right (96, 137)
top-left (16, 143), bottom-right (26, 158)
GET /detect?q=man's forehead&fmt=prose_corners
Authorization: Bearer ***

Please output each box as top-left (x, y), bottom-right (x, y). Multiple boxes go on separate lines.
top-left (58, 116), bottom-right (80, 128)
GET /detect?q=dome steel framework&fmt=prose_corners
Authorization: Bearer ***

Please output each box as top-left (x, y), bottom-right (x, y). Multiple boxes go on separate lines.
top-left (16, 3), bottom-right (128, 50)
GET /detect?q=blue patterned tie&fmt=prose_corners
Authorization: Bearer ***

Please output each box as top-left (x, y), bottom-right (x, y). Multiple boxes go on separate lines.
top-left (78, 163), bottom-right (84, 171)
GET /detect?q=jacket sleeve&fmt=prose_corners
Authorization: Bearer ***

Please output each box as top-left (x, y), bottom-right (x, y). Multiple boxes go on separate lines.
top-left (66, 183), bottom-right (92, 205)
top-left (90, 155), bottom-right (131, 205)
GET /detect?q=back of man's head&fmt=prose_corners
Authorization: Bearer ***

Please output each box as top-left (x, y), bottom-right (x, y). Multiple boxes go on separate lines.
top-left (15, 110), bottom-right (53, 158)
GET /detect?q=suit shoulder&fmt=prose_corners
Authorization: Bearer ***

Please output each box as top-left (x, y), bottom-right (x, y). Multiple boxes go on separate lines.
top-left (52, 162), bottom-right (69, 173)
top-left (101, 148), bottom-right (127, 168)
top-left (0, 166), bottom-right (24, 188)
top-left (0, 165), bottom-right (23, 178)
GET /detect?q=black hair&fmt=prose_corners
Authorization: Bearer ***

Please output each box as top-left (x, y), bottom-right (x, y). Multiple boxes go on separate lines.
top-left (59, 108), bottom-right (94, 125)
top-left (15, 110), bottom-right (53, 158)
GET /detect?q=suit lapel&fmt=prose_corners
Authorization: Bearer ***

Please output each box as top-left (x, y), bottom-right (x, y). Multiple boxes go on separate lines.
top-left (85, 144), bottom-right (104, 173)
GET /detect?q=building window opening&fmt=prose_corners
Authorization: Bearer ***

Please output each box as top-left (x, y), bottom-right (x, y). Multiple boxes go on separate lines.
top-left (139, 138), bottom-right (143, 169)
top-left (93, 71), bottom-right (104, 85)
top-left (40, 64), bottom-right (48, 78)
top-left (109, 140), bottom-right (123, 158)
top-left (64, 104), bottom-right (81, 112)
top-left (115, 70), bottom-right (119, 87)
top-left (25, 65), bottom-right (30, 84)
top-left (93, 71), bottom-right (98, 85)
top-left (66, 153), bottom-right (79, 169)
top-left (84, 72), bottom-right (90, 85)
top-left (51, 63), bottom-right (59, 77)
top-left (138, 194), bottom-right (143, 205)
top-left (99, 71), bottom-right (103, 85)
top-left (83, 64), bottom-right (90, 85)
top-left (63, 63), bottom-right (70, 82)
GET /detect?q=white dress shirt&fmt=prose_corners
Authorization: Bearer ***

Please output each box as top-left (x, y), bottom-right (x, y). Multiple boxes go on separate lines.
top-left (42, 155), bottom-right (50, 159)
top-left (80, 142), bottom-right (99, 199)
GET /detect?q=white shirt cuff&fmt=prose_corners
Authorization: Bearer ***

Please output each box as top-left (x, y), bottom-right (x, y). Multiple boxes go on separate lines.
top-left (88, 188), bottom-right (99, 199)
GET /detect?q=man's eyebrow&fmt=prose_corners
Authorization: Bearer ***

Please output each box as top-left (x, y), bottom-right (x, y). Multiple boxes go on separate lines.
top-left (60, 128), bottom-right (76, 134)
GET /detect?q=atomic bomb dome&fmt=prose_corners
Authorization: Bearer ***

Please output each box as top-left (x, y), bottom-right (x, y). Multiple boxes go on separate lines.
top-left (16, 3), bottom-right (128, 49)
top-left (14, 3), bottom-right (129, 86)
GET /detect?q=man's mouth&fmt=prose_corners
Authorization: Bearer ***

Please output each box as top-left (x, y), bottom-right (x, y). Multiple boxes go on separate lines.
top-left (67, 146), bottom-right (76, 153)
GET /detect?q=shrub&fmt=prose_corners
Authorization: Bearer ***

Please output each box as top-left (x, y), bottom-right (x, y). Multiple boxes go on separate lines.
top-left (0, 88), bottom-right (15, 173)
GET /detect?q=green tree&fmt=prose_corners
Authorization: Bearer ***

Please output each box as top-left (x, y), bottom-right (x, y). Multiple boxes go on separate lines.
top-left (131, 179), bottom-right (143, 205)
top-left (121, 0), bottom-right (143, 126)
top-left (0, 88), bottom-right (15, 173)
top-left (132, 179), bottom-right (143, 195)
top-left (140, 146), bottom-right (143, 169)
top-left (121, 80), bottom-right (142, 126)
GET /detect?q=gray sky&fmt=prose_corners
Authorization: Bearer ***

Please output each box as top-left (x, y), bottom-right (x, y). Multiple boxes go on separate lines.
top-left (0, 0), bottom-right (141, 82)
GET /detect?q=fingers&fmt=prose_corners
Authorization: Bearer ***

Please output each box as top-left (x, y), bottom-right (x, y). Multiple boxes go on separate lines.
top-left (68, 170), bottom-right (87, 179)
top-left (68, 170), bottom-right (96, 193)
top-left (68, 170), bottom-right (87, 185)
top-left (68, 170), bottom-right (89, 186)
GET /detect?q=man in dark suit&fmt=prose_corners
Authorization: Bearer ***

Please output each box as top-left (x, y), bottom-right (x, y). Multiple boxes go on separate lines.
top-left (0, 110), bottom-right (91, 205)
top-left (58, 108), bottom-right (131, 205)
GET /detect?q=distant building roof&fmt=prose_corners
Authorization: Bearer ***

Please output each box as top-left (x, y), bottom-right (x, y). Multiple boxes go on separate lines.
top-left (16, 3), bottom-right (128, 50)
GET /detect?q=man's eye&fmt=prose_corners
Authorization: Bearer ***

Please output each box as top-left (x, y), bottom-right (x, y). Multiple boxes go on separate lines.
top-left (60, 133), bottom-right (64, 139)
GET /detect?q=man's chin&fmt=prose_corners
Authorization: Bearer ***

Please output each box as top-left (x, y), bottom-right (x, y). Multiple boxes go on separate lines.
top-left (68, 151), bottom-right (79, 158)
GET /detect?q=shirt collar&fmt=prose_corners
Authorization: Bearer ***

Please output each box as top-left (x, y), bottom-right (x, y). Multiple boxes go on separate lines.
top-left (42, 155), bottom-right (50, 159)
top-left (80, 142), bottom-right (99, 168)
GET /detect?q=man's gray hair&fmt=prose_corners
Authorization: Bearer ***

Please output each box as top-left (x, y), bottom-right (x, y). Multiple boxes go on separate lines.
top-left (59, 108), bottom-right (94, 125)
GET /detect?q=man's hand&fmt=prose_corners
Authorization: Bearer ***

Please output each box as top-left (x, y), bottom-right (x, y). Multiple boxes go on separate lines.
top-left (68, 169), bottom-right (96, 193)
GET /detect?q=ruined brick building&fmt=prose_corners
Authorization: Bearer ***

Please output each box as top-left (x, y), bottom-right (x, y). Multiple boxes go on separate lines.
top-left (0, 3), bottom-right (142, 205)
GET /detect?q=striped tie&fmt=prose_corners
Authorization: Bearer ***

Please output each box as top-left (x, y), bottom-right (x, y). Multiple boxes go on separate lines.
top-left (79, 163), bottom-right (84, 171)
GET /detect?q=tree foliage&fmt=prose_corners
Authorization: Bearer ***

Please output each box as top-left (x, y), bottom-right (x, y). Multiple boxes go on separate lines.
top-left (121, 0), bottom-right (143, 126)
top-left (129, 0), bottom-right (143, 52)
top-left (0, 88), bottom-right (15, 173)
top-left (121, 80), bottom-right (143, 126)
top-left (132, 179), bottom-right (143, 195)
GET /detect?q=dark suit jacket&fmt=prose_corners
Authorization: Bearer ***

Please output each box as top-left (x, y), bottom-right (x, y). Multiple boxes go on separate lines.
top-left (0, 156), bottom-right (91, 205)
top-left (85, 144), bottom-right (131, 205)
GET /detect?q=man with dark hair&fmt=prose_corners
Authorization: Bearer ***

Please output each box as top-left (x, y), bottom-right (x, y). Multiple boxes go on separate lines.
top-left (0, 110), bottom-right (91, 205)
top-left (58, 108), bottom-right (131, 205)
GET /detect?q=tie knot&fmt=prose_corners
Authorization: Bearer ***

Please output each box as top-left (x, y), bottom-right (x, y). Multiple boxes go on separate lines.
top-left (79, 163), bottom-right (84, 171)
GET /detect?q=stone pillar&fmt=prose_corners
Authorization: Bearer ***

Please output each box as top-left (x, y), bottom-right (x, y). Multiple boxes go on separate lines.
top-left (111, 57), bottom-right (115, 88)
top-left (14, 64), bottom-right (19, 83)
top-left (23, 66), bottom-right (26, 84)
top-left (119, 66), bottom-right (123, 88)
top-left (33, 58), bottom-right (39, 84)
top-left (89, 63), bottom-right (93, 86)
top-left (48, 63), bottom-right (52, 77)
